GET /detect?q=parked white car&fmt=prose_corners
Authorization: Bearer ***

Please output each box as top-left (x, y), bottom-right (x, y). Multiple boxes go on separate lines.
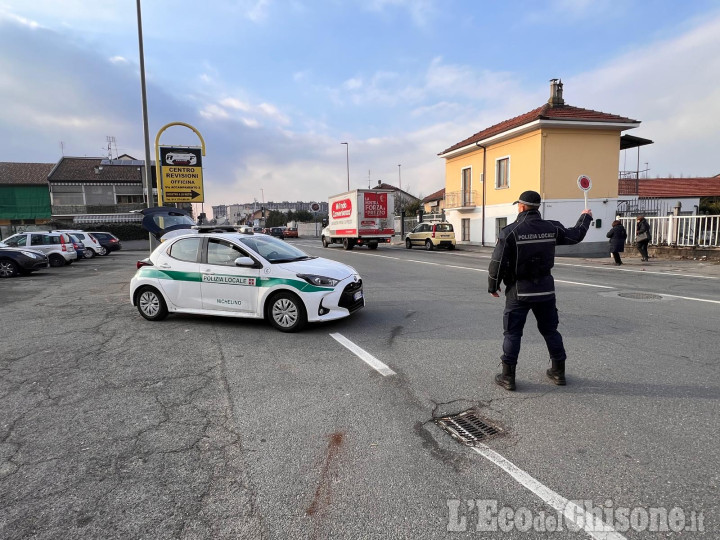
top-left (1, 232), bottom-right (77, 266)
top-left (52, 230), bottom-right (106, 257)
top-left (130, 231), bottom-right (364, 332)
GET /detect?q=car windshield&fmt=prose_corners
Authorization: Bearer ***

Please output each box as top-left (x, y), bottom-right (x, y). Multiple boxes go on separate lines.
top-left (237, 235), bottom-right (314, 263)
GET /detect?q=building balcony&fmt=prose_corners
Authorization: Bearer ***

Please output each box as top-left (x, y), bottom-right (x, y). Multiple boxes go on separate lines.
top-left (444, 190), bottom-right (479, 210)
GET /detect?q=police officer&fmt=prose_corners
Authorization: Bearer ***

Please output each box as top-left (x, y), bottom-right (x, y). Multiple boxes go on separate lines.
top-left (488, 190), bottom-right (593, 391)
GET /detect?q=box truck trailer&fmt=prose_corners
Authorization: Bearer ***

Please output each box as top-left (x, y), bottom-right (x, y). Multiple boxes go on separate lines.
top-left (321, 189), bottom-right (395, 250)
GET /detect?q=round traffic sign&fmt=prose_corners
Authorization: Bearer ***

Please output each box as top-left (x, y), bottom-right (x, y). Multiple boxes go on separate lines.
top-left (577, 175), bottom-right (592, 191)
top-left (310, 202), bottom-right (321, 212)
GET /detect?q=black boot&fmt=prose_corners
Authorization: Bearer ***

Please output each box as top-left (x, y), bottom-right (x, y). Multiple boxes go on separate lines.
top-left (494, 363), bottom-right (516, 391)
top-left (546, 360), bottom-right (566, 385)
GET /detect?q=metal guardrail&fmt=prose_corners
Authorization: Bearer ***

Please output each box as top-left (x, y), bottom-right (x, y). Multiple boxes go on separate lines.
top-left (620, 215), bottom-right (720, 247)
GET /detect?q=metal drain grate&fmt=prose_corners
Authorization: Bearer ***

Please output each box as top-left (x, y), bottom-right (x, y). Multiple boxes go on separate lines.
top-left (618, 292), bottom-right (663, 300)
top-left (435, 409), bottom-right (504, 446)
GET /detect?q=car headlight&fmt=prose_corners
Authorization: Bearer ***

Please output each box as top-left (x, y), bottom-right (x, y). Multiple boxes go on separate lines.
top-left (297, 274), bottom-right (340, 287)
top-left (20, 250), bottom-right (40, 259)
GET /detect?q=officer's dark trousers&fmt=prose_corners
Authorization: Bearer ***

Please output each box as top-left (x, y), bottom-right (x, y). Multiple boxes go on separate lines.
top-left (501, 296), bottom-right (566, 366)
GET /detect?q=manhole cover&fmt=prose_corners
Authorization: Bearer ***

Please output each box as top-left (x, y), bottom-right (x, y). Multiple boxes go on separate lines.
top-left (618, 292), bottom-right (663, 300)
top-left (435, 409), bottom-right (504, 446)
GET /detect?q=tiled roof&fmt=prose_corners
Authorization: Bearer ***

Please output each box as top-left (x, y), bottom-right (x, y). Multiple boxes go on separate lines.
top-left (422, 188), bottom-right (445, 203)
top-left (0, 162), bottom-right (54, 185)
top-left (440, 103), bottom-right (639, 156)
top-left (49, 157), bottom-right (144, 183)
top-left (618, 177), bottom-right (720, 197)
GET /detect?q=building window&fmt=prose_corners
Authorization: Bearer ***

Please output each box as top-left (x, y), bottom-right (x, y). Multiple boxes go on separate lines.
top-left (116, 195), bottom-right (144, 204)
top-left (461, 168), bottom-right (472, 206)
top-left (495, 157), bottom-right (509, 189)
top-left (461, 218), bottom-right (470, 241)
top-left (495, 217), bottom-right (508, 241)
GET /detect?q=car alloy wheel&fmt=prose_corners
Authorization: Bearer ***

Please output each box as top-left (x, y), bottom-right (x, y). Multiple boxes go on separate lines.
top-left (0, 260), bottom-right (18, 278)
top-left (268, 292), bottom-right (306, 332)
top-left (96, 246), bottom-right (108, 256)
top-left (83, 249), bottom-right (94, 259)
top-left (425, 239), bottom-right (434, 251)
top-left (137, 287), bottom-right (168, 321)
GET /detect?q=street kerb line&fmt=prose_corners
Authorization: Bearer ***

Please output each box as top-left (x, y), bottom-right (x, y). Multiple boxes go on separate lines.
top-left (470, 444), bottom-right (627, 540)
top-left (555, 279), bottom-right (614, 289)
top-left (329, 333), bottom-right (396, 376)
top-left (658, 292), bottom-right (720, 305)
top-left (555, 262), bottom-right (719, 280)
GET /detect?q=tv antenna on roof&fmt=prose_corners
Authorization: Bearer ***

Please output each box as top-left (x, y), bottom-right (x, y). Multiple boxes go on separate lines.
top-left (106, 136), bottom-right (118, 159)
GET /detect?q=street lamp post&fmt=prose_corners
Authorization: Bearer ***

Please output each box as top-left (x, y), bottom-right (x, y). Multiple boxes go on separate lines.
top-left (341, 142), bottom-right (349, 191)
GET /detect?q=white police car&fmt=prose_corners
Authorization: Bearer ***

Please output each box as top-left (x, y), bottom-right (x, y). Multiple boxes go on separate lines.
top-left (130, 208), bottom-right (364, 332)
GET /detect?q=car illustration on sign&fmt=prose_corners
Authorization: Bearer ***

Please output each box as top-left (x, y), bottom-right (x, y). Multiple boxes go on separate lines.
top-left (165, 152), bottom-right (197, 166)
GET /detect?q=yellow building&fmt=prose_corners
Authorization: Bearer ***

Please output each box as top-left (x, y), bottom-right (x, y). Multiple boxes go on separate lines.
top-left (438, 80), bottom-right (641, 253)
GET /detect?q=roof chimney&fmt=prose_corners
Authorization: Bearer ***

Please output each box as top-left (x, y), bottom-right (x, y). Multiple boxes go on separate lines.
top-left (548, 78), bottom-right (564, 107)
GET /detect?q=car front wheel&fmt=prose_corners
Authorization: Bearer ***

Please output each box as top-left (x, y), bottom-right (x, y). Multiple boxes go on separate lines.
top-left (0, 259), bottom-right (18, 278)
top-left (83, 249), bottom-right (94, 259)
top-left (322, 236), bottom-right (329, 248)
top-left (136, 287), bottom-right (169, 321)
top-left (267, 292), bottom-right (306, 332)
top-left (405, 238), bottom-right (412, 249)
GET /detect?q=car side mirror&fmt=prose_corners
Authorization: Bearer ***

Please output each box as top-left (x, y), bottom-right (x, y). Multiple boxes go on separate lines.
top-left (234, 256), bottom-right (256, 267)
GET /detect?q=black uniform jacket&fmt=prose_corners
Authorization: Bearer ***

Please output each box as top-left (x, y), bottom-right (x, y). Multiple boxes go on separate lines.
top-left (488, 210), bottom-right (592, 301)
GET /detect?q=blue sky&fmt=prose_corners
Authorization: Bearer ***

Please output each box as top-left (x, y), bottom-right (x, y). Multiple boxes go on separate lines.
top-left (1, 1), bottom-right (720, 216)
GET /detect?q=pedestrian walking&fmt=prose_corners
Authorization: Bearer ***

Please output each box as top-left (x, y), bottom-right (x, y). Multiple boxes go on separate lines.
top-left (488, 190), bottom-right (593, 391)
top-left (606, 219), bottom-right (627, 265)
top-left (635, 216), bottom-right (651, 262)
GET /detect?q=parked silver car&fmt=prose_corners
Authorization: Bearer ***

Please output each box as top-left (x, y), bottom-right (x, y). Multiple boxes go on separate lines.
top-left (1, 232), bottom-right (77, 266)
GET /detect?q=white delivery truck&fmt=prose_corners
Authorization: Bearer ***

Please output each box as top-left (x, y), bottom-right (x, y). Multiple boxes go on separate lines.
top-left (321, 189), bottom-right (395, 250)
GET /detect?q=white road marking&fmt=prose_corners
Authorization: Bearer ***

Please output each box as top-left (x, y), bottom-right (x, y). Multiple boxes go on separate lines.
top-left (471, 444), bottom-right (627, 540)
top-left (657, 292), bottom-right (720, 305)
top-left (329, 333), bottom-right (396, 376)
top-left (555, 262), bottom-right (719, 280)
top-left (554, 279), bottom-right (614, 289)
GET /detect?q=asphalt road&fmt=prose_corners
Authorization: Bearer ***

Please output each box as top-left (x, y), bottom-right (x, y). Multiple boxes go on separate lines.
top-left (1, 242), bottom-right (718, 539)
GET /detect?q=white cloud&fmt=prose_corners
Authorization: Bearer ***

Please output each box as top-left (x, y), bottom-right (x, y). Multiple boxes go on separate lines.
top-left (219, 97), bottom-right (251, 111)
top-left (109, 55), bottom-right (128, 64)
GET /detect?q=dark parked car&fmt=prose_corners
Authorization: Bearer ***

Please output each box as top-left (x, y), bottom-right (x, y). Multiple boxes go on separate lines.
top-left (0, 243), bottom-right (49, 277)
top-left (67, 234), bottom-right (85, 259)
top-left (89, 231), bottom-right (122, 253)
top-left (270, 227), bottom-right (285, 238)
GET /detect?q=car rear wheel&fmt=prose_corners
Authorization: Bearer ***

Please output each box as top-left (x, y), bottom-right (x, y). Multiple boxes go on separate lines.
top-left (96, 246), bottom-right (108, 256)
top-left (0, 259), bottom-right (18, 278)
top-left (49, 254), bottom-right (65, 267)
top-left (267, 292), bottom-right (306, 332)
top-left (136, 287), bottom-right (168, 321)
top-left (83, 249), bottom-right (95, 259)
top-left (405, 238), bottom-right (412, 249)
top-left (425, 239), bottom-right (434, 251)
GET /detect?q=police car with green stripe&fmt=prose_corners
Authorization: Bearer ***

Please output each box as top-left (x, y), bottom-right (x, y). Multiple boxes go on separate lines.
top-left (130, 207), bottom-right (364, 332)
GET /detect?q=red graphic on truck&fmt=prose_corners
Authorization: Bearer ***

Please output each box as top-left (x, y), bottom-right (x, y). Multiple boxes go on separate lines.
top-left (363, 192), bottom-right (388, 218)
top-left (332, 198), bottom-right (353, 219)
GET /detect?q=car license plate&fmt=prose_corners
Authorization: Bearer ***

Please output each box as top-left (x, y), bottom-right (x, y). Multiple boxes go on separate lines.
top-left (353, 290), bottom-right (363, 301)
